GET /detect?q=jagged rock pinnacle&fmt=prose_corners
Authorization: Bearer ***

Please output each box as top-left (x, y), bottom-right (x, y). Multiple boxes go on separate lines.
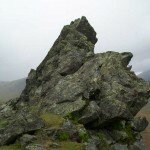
top-left (0, 17), bottom-right (149, 150)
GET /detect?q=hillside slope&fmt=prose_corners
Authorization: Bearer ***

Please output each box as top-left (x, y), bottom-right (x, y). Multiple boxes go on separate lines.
top-left (138, 71), bottom-right (150, 81)
top-left (0, 78), bottom-right (26, 103)
top-left (137, 73), bottom-right (150, 149)
top-left (137, 103), bottom-right (150, 150)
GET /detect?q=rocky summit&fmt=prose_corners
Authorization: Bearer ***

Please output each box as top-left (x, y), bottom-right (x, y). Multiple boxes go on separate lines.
top-left (0, 16), bottom-right (150, 150)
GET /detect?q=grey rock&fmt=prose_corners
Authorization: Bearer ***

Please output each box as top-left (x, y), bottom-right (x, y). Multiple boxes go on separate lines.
top-left (129, 140), bottom-right (145, 150)
top-left (50, 98), bottom-right (86, 116)
top-left (25, 144), bottom-right (45, 150)
top-left (79, 101), bottom-right (100, 124)
top-left (0, 113), bottom-right (44, 146)
top-left (20, 134), bottom-right (36, 148)
top-left (16, 17), bottom-right (149, 127)
top-left (0, 16), bottom-right (149, 149)
top-left (109, 130), bottom-right (129, 141)
top-left (111, 143), bottom-right (128, 150)
top-left (130, 117), bottom-right (148, 132)
top-left (85, 138), bottom-right (99, 150)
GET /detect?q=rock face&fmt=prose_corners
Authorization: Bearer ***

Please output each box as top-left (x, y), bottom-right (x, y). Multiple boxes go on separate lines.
top-left (0, 16), bottom-right (149, 150)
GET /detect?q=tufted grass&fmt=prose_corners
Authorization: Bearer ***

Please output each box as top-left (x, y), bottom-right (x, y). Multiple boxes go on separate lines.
top-left (57, 132), bottom-right (70, 141)
top-left (0, 119), bottom-right (8, 128)
top-left (60, 141), bottom-right (84, 150)
top-left (40, 112), bottom-right (65, 128)
top-left (1, 143), bottom-right (21, 150)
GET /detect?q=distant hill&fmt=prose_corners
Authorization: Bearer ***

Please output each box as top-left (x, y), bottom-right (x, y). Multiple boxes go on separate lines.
top-left (0, 78), bottom-right (26, 103)
top-left (137, 71), bottom-right (150, 149)
top-left (137, 103), bottom-right (150, 149)
top-left (138, 70), bottom-right (150, 81)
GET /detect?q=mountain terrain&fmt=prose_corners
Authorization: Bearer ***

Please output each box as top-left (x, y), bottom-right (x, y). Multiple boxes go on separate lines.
top-left (137, 72), bottom-right (150, 149)
top-left (137, 103), bottom-right (150, 150)
top-left (0, 17), bottom-right (150, 150)
top-left (138, 71), bottom-right (150, 81)
top-left (0, 78), bottom-right (26, 103)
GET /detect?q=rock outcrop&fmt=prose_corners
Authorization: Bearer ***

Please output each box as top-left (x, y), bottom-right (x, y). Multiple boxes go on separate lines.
top-left (0, 16), bottom-right (149, 150)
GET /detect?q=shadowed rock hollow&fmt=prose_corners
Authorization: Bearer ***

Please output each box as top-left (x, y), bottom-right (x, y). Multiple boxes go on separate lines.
top-left (0, 16), bottom-right (149, 150)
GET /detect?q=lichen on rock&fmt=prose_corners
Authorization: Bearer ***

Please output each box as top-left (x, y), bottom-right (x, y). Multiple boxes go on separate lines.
top-left (0, 16), bottom-right (149, 150)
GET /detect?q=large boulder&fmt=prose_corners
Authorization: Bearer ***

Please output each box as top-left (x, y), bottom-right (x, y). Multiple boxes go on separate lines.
top-left (0, 112), bottom-right (44, 146)
top-left (0, 16), bottom-right (149, 149)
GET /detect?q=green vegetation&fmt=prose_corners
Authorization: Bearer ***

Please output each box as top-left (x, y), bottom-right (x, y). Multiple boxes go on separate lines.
top-left (60, 141), bottom-right (84, 150)
top-left (97, 131), bottom-right (105, 140)
top-left (1, 143), bottom-right (21, 150)
top-left (29, 102), bottom-right (41, 113)
top-left (40, 112), bottom-right (65, 128)
top-left (97, 131), bottom-right (110, 150)
top-left (0, 119), bottom-right (8, 128)
top-left (111, 121), bottom-right (136, 144)
top-left (78, 131), bottom-right (89, 142)
top-left (66, 112), bottom-right (81, 124)
top-left (57, 132), bottom-right (70, 141)
top-left (123, 124), bottom-right (136, 144)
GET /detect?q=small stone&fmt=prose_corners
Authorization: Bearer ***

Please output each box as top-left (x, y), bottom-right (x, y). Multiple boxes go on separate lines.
top-left (129, 139), bottom-right (145, 150)
top-left (130, 117), bottom-right (149, 132)
top-left (111, 143), bottom-right (128, 150)
top-left (20, 134), bottom-right (36, 148)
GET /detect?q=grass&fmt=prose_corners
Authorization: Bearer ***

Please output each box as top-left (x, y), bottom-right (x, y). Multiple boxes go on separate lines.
top-left (123, 124), bottom-right (136, 144)
top-left (26, 138), bottom-right (84, 150)
top-left (65, 112), bottom-right (81, 125)
top-left (111, 121), bottom-right (136, 144)
top-left (1, 143), bottom-right (21, 150)
top-left (78, 131), bottom-right (89, 142)
top-left (59, 141), bottom-right (84, 150)
top-left (57, 132), bottom-right (70, 141)
top-left (0, 119), bottom-right (8, 128)
top-left (40, 112), bottom-right (65, 128)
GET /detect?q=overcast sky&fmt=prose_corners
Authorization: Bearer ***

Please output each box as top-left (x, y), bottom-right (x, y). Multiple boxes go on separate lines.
top-left (0, 0), bottom-right (150, 81)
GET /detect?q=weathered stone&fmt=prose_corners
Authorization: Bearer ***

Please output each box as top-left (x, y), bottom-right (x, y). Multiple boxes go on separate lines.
top-left (16, 18), bottom-right (149, 127)
top-left (75, 16), bottom-right (98, 45)
top-left (108, 130), bottom-right (129, 142)
top-left (85, 138), bottom-right (99, 150)
top-left (0, 113), bottom-right (44, 146)
top-left (0, 16), bottom-right (149, 149)
top-left (20, 134), bottom-right (36, 148)
top-left (130, 117), bottom-right (149, 132)
top-left (129, 139), bottom-right (145, 150)
top-left (111, 143), bottom-right (128, 150)
top-left (50, 98), bottom-right (86, 116)
top-left (79, 101), bottom-right (100, 124)
top-left (25, 144), bottom-right (45, 150)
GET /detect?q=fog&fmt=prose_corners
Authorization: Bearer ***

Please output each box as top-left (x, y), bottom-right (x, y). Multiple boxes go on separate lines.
top-left (0, 0), bottom-right (150, 81)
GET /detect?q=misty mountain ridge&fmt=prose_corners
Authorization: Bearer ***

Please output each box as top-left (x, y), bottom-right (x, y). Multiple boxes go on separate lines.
top-left (0, 78), bottom-right (26, 102)
top-left (138, 70), bottom-right (150, 81)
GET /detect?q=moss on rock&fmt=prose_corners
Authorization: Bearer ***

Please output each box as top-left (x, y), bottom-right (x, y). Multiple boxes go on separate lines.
top-left (40, 112), bottom-right (65, 128)
top-left (0, 119), bottom-right (8, 128)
